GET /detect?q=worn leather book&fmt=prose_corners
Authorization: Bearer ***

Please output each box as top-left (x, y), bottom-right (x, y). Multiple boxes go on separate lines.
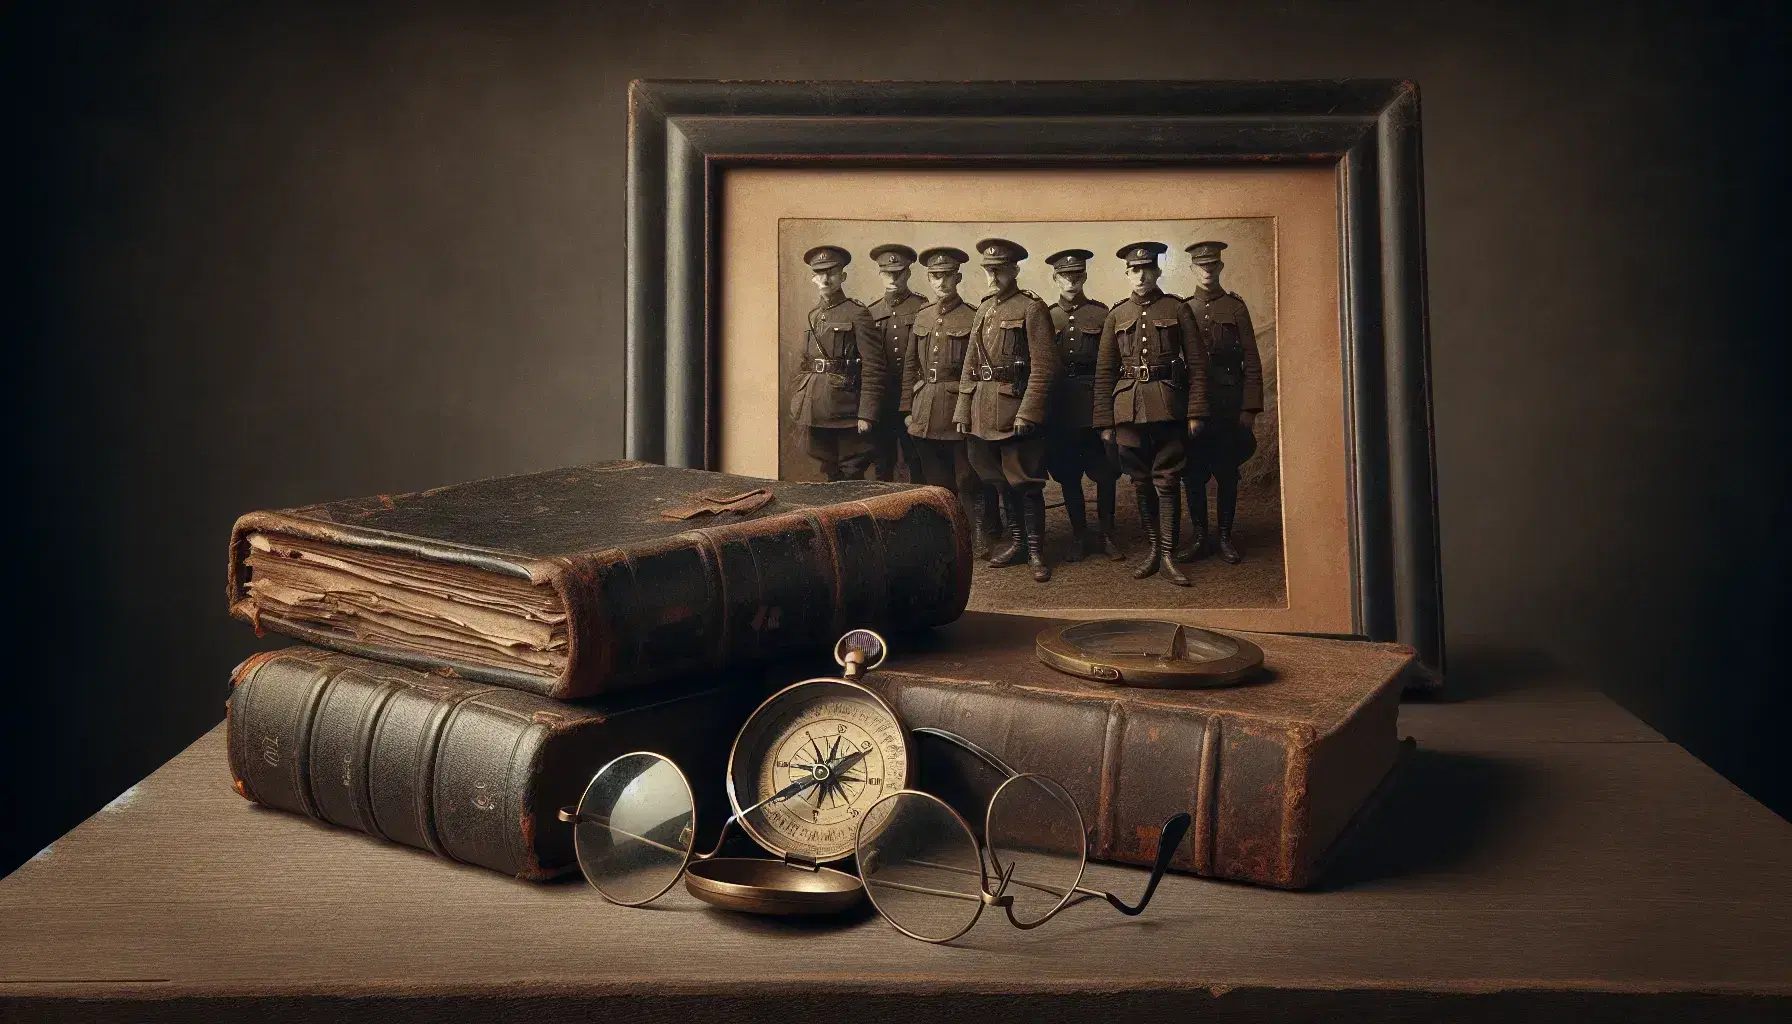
top-left (228, 461), bottom-right (970, 699)
top-left (226, 646), bottom-right (752, 879)
top-left (852, 613), bottom-right (1415, 889)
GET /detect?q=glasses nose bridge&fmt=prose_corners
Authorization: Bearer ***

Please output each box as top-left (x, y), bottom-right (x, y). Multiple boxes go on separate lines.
top-left (981, 860), bottom-right (1017, 908)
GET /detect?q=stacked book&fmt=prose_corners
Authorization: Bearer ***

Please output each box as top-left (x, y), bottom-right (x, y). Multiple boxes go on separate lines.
top-left (225, 460), bottom-right (1416, 889)
top-left (223, 461), bottom-right (972, 879)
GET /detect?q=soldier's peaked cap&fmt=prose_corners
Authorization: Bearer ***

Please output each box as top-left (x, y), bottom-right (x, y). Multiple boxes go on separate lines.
top-left (917, 246), bottom-right (970, 271)
top-left (975, 238), bottom-right (1028, 266)
top-left (803, 245), bottom-right (852, 271)
top-left (869, 243), bottom-right (918, 269)
top-left (1117, 241), bottom-right (1169, 266)
top-left (1186, 240), bottom-right (1229, 264)
top-left (1045, 249), bottom-right (1094, 272)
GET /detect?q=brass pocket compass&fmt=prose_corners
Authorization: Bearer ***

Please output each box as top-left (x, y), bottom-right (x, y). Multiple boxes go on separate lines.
top-left (559, 628), bottom-right (909, 916)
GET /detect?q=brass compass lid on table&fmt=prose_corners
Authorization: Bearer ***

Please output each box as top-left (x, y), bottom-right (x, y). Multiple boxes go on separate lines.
top-left (1034, 619), bottom-right (1265, 688)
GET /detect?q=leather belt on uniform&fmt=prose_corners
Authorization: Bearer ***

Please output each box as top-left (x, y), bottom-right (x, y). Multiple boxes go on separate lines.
top-left (1065, 360), bottom-right (1097, 377)
top-left (924, 367), bottom-right (945, 383)
top-left (975, 364), bottom-right (1015, 382)
top-left (1121, 363), bottom-right (1175, 381)
top-left (810, 358), bottom-right (852, 373)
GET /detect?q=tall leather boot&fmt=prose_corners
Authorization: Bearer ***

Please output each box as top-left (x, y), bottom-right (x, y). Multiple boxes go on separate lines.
top-left (1095, 478), bottom-right (1124, 560)
top-left (1024, 490), bottom-right (1052, 581)
top-left (981, 484), bottom-right (1004, 556)
top-left (988, 489), bottom-right (1027, 567)
top-left (1131, 484), bottom-right (1161, 580)
top-left (1061, 478), bottom-right (1087, 563)
top-left (1176, 473), bottom-right (1209, 563)
top-left (1156, 484), bottom-right (1191, 586)
top-left (1217, 472), bottom-right (1242, 564)
top-left (967, 490), bottom-right (992, 560)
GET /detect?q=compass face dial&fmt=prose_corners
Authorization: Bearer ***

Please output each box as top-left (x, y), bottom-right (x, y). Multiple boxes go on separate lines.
top-left (728, 679), bottom-right (910, 862)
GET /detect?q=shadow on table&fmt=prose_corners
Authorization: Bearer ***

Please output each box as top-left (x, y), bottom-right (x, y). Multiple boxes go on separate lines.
top-left (1313, 745), bottom-right (1544, 891)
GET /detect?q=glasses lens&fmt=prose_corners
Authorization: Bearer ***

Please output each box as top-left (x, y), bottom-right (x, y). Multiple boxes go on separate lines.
top-left (573, 752), bottom-right (694, 906)
top-left (986, 773), bottom-right (1086, 926)
top-left (856, 791), bottom-right (985, 943)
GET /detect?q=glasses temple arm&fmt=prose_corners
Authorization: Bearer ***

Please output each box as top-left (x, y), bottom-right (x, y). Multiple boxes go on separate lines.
top-left (877, 813), bottom-right (1189, 929)
top-left (559, 769), bottom-right (828, 863)
top-left (693, 768), bottom-right (840, 859)
top-left (912, 727), bottom-right (1022, 779)
top-left (1091, 812), bottom-right (1192, 916)
top-left (555, 808), bottom-right (692, 858)
top-left (898, 855), bottom-right (1075, 902)
top-left (866, 860), bottom-right (1014, 909)
top-left (696, 791), bottom-right (781, 861)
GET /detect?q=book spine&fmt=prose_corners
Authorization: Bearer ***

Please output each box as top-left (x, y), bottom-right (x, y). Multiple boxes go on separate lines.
top-left (227, 648), bottom-right (545, 878)
top-left (871, 673), bottom-right (1308, 888)
top-left (561, 485), bottom-right (970, 699)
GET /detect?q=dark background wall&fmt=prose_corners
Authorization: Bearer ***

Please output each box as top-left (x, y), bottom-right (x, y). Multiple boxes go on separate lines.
top-left (6, 0), bottom-right (1787, 876)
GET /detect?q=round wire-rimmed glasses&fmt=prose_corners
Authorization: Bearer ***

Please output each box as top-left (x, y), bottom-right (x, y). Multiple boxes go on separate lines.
top-left (854, 732), bottom-right (1192, 943)
top-left (560, 729), bottom-right (1191, 937)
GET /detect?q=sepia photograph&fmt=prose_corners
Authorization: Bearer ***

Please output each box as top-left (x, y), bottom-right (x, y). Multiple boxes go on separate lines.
top-left (776, 217), bottom-right (1284, 612)
top-left (716, 165), bottom-right (1353, 637)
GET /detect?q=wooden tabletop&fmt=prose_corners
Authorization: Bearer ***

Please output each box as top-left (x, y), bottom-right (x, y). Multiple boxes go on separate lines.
top-left (3, 684), bottom-right (1788, 1023)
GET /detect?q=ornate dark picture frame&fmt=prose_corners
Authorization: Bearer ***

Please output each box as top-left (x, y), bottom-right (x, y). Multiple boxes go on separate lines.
top-left (625, 79), bottom-right (1443, 680)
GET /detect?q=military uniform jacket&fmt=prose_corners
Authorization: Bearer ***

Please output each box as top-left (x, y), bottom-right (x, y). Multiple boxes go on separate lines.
top-left (1049, 295), bottom-right (1110, 431)
top-left (789, 295), bottom-right (885, 429)
top-left (1091, 288), bottom-right (1210, 429)
top-left (951, 288), bottom-right (1062, 441)
top-left (902, 296), bottom-right (976, 440)
top-left (1187, 287), bottom-right (1264, 413)
top-left (868, 291), bottom-right (928, 415)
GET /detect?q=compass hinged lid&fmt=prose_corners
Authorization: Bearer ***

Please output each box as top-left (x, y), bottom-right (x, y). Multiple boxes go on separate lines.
top-left (1035, 619), bottom-right (1264, 689)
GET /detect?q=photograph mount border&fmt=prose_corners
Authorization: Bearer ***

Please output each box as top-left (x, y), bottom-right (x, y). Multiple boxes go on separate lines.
top-left (624, 79), bottom-right (1442, 682)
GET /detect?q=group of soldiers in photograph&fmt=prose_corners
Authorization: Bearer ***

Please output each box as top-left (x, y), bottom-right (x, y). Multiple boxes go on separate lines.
top-left (790, 236), bottom-right (1262, 586)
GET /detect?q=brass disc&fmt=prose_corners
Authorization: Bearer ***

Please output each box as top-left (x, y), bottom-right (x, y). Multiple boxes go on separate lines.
top-left (1035, 619), bottom-right (1264, 688)
top-left (683, 857), bottom-right (866, 916)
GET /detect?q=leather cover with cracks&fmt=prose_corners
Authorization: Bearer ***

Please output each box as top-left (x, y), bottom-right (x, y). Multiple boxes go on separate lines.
top-left (226, 646), bottom-right (753, 880)
top-left (228, 461), bottom-right (972, 699)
